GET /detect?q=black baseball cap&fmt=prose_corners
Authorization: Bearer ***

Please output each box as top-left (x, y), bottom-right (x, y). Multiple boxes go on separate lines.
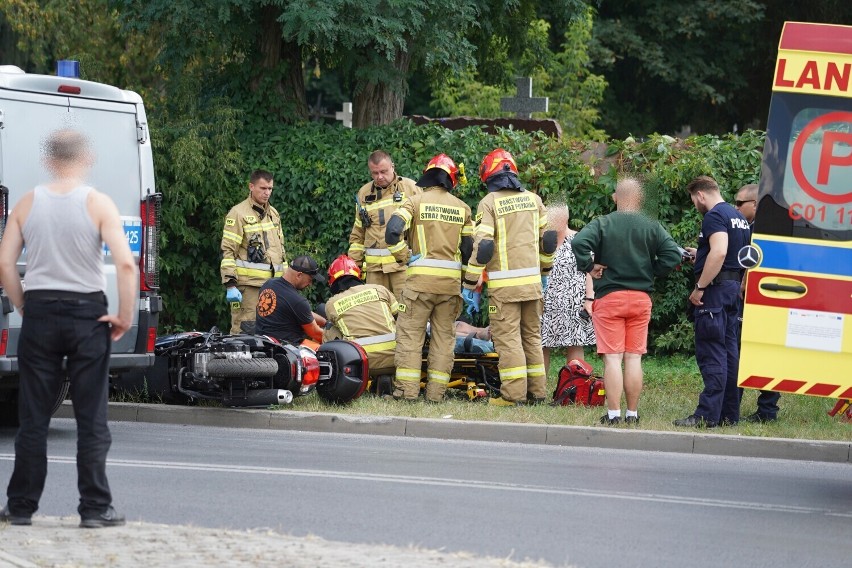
top-left (290, 255), bottom-right (326, 283)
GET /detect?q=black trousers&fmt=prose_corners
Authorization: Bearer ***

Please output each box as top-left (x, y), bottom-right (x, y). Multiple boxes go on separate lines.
top-left (6, 294), bottom-right (114, 517)
top-left (693, 280), bottom-right (742, 425)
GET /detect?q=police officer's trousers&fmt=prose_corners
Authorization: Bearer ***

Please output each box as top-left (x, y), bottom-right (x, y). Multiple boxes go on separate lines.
top-left (490, 298), bottom-right (546, 402)
top-left (394, 290), bottom-right (461, 401)
top-left (693, 280), bottom-right (741, 424)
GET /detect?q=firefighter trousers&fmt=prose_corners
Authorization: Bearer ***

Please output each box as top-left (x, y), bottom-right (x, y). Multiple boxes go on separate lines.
top-left (230, 285), bottom-right (260, 334)
top-left (394, 290), bottom-right (461, 401)
top-left (490, 298), bottom-right (546, 402)
top-left (365, 270), bottom-right (408, 302)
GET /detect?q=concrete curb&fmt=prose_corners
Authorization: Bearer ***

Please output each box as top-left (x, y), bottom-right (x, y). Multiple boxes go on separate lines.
top-left (56, 402), bottom-right (852, 464)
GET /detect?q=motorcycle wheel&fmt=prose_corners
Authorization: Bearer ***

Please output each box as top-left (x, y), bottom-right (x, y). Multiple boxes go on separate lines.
top-left (206, 357), bottom-right (278, 379)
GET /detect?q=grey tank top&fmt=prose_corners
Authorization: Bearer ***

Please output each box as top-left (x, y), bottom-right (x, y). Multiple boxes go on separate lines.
top-left (22, 185), bottom-right (106, 293)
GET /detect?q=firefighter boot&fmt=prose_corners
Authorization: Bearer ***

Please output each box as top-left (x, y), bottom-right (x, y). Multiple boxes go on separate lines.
top-left (393, 367), bottom-right (422, 400)
top-left (425, 370), bottom-right (450, 402)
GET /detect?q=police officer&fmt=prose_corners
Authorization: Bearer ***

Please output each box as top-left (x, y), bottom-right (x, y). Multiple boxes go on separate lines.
top-left (674, 175), bottom-right (750, 427)
top-left (221, 170), bottom-right (286, 334)
top-left (385, 154), bottom-right (474, 402)
top-left (348, 150), bottom-right (420, 300)
top-left (323, 255), bottom-right (399, 385)
top-left (463, 149), bottom-right (556, 406)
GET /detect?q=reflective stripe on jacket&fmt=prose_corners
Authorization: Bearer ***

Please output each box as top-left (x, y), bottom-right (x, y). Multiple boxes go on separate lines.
top-left (388, 186), bottom-right (474, 295)
top-left (348, 177), bottom-right (420, 273)
top-left (324, 284), bottom-right (398, 354)
top-left (465, 189), bottom-right (549, 302)
top-left (221, 197), bottom-right (286, 288)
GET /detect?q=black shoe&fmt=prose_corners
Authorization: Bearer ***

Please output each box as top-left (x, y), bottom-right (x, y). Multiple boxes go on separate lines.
top-left (743, 412), bottom-right (776, 423)
top-left (672, 415), bottom-right (717, 428)
top-left (600, 414), bottom-right (621, 425)
top-left (526, 396), bottom-right (547, 406)
top-left (1, 505), bottom-right (32, 526)
top-left (624, 415), bottom-right (640, 425)
top-left (80, 506), bottom-right (126, 529)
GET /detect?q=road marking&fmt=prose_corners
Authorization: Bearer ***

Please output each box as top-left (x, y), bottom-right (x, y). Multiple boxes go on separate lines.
top-left (2, 453), bottom-right (848, 518)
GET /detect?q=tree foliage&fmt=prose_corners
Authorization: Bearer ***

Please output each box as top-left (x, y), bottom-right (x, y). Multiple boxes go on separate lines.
top-left (591, 0), bottom-right (852, 137)
top-left (591, 0), bottom-right (765, 137)
top-left (2, 0), bottom-right (158, 93)
top-left (431, 8), bottom-right (607, 140)
top-left (116, 0), bottom-right (483, 127)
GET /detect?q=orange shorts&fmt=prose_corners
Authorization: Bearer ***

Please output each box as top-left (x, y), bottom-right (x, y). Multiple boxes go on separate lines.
top-left (591, 290), bottom-right (652, 354)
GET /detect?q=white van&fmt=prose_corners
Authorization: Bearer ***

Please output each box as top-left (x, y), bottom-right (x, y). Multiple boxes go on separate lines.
top-left (0, 63), bottom-right (162, 425)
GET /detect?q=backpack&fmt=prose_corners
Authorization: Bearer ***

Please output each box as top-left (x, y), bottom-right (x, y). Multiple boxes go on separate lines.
top-left (552, 359), bottom-right (605, 406)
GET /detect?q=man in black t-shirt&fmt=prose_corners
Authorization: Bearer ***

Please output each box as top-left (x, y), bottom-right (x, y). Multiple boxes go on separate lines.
top-left (255, 255), bottom-right (326, 345)
top-left (674, 176), bottom-right (750, 428)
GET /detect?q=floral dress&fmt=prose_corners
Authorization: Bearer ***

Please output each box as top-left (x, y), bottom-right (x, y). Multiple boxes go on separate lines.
top-left (540, 233), bottom-right (596, 348)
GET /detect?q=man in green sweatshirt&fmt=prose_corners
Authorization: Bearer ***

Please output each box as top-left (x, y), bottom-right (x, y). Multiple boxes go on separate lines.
top-left (571, 177), bottom-right (682, 425)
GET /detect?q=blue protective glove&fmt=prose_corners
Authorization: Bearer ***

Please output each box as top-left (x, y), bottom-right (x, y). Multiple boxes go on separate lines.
top-left (226, 287), bottom-right (242, 303)
top-left (461, 288), bottom-right (481, 316)
top-left (407, 253), bottom-right (422, 265)
top-left (541, 275), bottom-right (549, 293)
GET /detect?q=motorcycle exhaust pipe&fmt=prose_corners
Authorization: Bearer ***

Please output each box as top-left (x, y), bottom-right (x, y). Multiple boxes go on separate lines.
top-left (223, 389), bottom-right (293, 408)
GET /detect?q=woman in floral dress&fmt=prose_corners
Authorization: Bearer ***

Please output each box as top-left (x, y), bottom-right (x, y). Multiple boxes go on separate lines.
top-left (541, 204), bottom-right (596, 375)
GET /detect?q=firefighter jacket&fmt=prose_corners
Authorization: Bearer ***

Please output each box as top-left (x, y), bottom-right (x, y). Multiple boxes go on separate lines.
top-left (324, 283), bottom-right (398, 362)
top-left (386, 186), bottom-right (474, 296)
top-left (220, 196), bottom-right (286, 288)
top-left (464, 188), bottom-right (551, 303)
top-left (348, 176), bottom-right (419, 274)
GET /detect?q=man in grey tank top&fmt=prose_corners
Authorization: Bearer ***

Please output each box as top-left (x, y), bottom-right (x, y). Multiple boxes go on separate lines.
top-left (0, 130), bottom-right (136, 528)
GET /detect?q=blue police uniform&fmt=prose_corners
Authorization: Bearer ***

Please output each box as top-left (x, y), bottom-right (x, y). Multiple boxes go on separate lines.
top-left (692, 202), bottom-right (750, 425)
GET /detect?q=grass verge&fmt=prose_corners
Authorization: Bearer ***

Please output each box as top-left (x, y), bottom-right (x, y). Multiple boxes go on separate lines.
top-left (112, 352), bottom-right (851, 442)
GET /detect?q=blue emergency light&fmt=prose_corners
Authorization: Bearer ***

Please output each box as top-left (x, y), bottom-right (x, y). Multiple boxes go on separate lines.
top-left (56, 60), bottom-right (80, 78)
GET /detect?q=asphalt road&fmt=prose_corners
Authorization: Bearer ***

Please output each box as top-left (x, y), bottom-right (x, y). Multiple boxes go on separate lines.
top-left (1, 419), bottom-right (850, 568)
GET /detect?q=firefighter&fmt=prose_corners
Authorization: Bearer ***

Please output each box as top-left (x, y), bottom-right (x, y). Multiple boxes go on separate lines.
top-left (221, 169), bottom-right (286, 334)
top-left (463, 149), bottom-right (556, 406)
top-left (323, 255), bottom-right (399, 384)
top-left (348, 150), bottom-right (420, 300)
top-left (385, 154), bottom-right (474, 402)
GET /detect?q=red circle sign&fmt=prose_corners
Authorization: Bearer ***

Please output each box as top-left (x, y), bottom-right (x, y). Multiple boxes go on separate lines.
top-left (791, 111), bottom-right (852, 205)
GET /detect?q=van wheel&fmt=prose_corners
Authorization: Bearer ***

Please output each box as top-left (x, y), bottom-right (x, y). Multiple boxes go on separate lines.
top-left (0, 397), bottom-right (18, 427)
top-left (0, 380), bottom-right (69, 428)
top-left (51, 380), bottom-right (71, 416)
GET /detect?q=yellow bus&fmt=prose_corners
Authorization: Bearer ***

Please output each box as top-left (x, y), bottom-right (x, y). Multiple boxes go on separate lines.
top-left (739, 22), bottom-right (852, 402)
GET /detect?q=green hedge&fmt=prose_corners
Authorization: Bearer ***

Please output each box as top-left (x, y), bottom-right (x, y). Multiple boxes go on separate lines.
top-left (154, 117), bottom-right (763, 353)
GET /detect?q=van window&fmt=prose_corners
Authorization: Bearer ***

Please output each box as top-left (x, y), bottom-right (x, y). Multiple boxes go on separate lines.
top-left (755, 92), bottom-right (852, 242)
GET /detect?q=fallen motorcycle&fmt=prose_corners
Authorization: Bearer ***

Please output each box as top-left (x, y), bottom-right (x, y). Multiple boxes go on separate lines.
top-left (118, 329), bottom-right (369, 407)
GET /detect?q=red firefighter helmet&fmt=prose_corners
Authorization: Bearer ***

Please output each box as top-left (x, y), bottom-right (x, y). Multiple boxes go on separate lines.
top-left (479, 148), bottom-right (518, 182)
top-left (327, 255), bottom-right (362, 286)
top-left (424, 153), bottom-right (460, 187)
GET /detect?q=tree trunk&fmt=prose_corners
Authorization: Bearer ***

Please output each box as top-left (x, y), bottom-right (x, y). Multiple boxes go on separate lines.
top-left (353, 49), bottom-right (412, 128)
top-left (253, 5), bottom-right (308, 122)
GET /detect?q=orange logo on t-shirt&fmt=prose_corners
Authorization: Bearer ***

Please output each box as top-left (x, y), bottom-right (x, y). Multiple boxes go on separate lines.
top-left (257, 289), bottom-right (277, 317)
